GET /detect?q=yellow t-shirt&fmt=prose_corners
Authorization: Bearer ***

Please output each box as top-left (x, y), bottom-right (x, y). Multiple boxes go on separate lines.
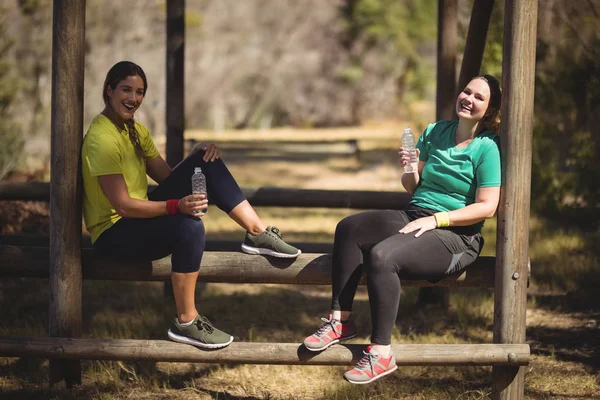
top-left (81, 114), bottom-right (160, 243)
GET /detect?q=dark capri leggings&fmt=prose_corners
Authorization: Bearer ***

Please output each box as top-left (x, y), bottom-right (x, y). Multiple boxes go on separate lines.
top-left (94, 151), bottom-right (246, 273)
top-left (331, 209), bottom-right (480, 345)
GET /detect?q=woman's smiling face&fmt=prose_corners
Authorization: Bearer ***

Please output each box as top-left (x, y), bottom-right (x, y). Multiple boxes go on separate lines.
top-left (106, 74), bottom-right (145, 123)
top-left (456, 78), bottom-right (491, 122)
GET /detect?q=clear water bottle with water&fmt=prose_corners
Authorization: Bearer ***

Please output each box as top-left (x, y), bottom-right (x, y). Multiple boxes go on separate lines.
top-left (191, 167), bottom-right (208, 214)
top-left (401, 126), bottom-right (417, 173)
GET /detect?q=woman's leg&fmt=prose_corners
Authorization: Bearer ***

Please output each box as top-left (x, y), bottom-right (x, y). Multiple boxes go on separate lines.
top-left (171, 270), bottom-right (201, 323)
top-left (149, 151), bottom-right (299, 257)
top-left (95, 214), bottom-right (233, 348)
top-left (303, 210), bottom-right (410, 351)
top-left (228, 200), bottom-right (266, 234)
top-left (148, 151), bottom-right (246, 214)
top-left (366, 230), bottom-right (478, 352)
top-left (95, 214), bottom-right (206, 319)
top-left (331, 210), bottom-right (410, 314)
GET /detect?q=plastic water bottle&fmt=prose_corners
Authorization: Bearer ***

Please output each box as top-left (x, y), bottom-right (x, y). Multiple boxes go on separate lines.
top-left (191, 167), bottom-right (208, 214)
top-left (402, 126), bottom-right (417, 173)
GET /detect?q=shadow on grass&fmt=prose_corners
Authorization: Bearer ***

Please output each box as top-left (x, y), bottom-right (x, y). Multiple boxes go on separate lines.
top-left (2, 277), bottom-right (599, 398)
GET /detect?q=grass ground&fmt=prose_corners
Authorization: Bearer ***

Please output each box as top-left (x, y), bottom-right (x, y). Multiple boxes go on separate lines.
top-left (1, 127), bottom-right (599, 399)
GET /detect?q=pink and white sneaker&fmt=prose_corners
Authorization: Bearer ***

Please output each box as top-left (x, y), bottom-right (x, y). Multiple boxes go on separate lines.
top-left (344, 345), bottom-right (397, 384)
top-left (303, 314), bottom-right (358, 352)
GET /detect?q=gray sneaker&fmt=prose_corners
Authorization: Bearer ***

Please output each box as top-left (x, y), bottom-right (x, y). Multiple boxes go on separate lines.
top-left (167, 315), bottom-right (233, 349)
top-left (241, 226), bottom-right (301, 258)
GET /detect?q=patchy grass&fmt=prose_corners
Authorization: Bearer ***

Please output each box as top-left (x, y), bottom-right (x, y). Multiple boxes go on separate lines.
top-left (1, 129), bottom-right (598, 399)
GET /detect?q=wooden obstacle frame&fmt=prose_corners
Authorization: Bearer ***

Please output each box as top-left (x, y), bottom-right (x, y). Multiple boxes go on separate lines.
top-left (0, 0), bottom-right (537, 399)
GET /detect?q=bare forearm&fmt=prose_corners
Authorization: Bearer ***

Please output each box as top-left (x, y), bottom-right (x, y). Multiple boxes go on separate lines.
top-left (401, 172), bottom-right (420, 195)
top-left (114, 198), bottom-right (168, 218)
top-left (447, 202), bottom-right (497, 227)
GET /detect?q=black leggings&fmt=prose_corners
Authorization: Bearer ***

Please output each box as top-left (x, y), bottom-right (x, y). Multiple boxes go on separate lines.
top-left (331, 210), bottom-right (480, 345)
top-left (94, 151), bottom-right (246, 272)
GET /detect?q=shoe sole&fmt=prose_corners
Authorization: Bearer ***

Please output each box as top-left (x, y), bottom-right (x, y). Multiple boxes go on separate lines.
top-left (168, 329), bottom-right (234, 349)
top-left (344, 364), bottom-right (398, 385)
top-left (304, 332), bottom-right (358, 352)
top-left (241, 244), bottom-right (301, 259)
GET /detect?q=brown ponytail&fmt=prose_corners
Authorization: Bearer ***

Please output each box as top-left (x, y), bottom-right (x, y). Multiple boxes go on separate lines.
top-left (475, 74), bottom-right (502, 134)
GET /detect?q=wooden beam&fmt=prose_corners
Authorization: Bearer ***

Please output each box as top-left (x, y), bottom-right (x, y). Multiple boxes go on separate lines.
top-left (0, 245), bottom-right (499, 287)
top-left (49, 0), bottom-right (85, 387)
top-left (456, 0), bottom-right (495, 96)
top-left (0, 235), bottom-right (334, 253)
top-left (0, 337), bottom-right (529, 366)
top-left (436, 0), bottom-right (458, 120)
top-left (0, 183), bottom-right (412, 210)
top-left (493, 0), bottom-right (538, 399)
top-left (166, 0), bottom-right (185, 167)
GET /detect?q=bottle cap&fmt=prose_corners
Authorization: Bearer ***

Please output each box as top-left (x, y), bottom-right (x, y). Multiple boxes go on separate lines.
top-left (404, 126), bottom-right (411, 133)
top-left (194, 167), bottom-right (202, 173)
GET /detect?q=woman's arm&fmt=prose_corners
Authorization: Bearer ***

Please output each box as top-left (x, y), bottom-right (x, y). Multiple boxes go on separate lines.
top-left (146, 156), bottom-right (172, 185)
top-left (446, 186), bottom-right (500, 226)
top-left (399, 186), bottom-right (500, 237)
top-left (401, 159), bottom-right (425, 195)
top-left (99, 174), bottom-right (170, 218)
top-left (98, 174), bottom-right (207, 218)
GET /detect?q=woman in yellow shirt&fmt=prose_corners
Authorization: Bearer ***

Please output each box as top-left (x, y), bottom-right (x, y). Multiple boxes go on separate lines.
top-left (82, 61), bottom-right (300, 349)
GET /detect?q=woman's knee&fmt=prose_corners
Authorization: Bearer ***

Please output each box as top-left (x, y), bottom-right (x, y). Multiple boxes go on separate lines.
top-left (171, 216), bottom-right (205, 273)
top-left (334, 213), bottom-right (364, 238)
top-left (178, 216), bottom-right (205, 241)
top-left (369, 245), bottom-right (394, 275)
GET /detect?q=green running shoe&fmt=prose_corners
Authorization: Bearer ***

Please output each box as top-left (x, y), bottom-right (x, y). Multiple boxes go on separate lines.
top-left (167, 315), bottom-right (233, 349)
top-left (241, 226), bottom-right (301, 258)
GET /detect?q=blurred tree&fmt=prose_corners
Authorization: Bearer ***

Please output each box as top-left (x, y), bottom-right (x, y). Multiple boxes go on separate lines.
top-left (339, 0), bottom-right (437, 119)
top-left (533, 1), bottom-right (600, 214)
top-left (0, 5), bottom-right (24, 179)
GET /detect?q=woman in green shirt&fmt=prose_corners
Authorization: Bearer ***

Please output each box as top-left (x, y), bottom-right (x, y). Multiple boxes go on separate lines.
top-left (303, 75), bottom-right (502, 384)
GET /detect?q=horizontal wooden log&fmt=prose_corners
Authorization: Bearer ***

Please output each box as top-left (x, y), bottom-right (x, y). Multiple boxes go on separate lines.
top-left (0, 245), bottom-right (495, 287)
top-left (0, 336), bottom-right (529, 366)
top-left (0, 235), bottom-right (333, 253)
top-left (0, 182), bottom-right (412, 209)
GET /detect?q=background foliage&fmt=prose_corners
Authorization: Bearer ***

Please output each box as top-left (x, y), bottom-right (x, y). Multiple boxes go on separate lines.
top-left (0, 0), bottom-right (598, 215)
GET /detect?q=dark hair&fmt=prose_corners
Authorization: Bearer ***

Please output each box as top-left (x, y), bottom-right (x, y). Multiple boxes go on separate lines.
top-left (474, 74), bottom-right (502, 134)
top-left (102, 61), bottom-right (149, 159)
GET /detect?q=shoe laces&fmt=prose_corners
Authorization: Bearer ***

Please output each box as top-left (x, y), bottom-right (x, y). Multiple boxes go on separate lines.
top-left (267, 226), bottom-right (284, 241)
top-left (354, 350), bottom-right (379, 374)
top-left (195, 316), bottom-right (214, 334)
top-left (314, 316), bottom-right (341, 337)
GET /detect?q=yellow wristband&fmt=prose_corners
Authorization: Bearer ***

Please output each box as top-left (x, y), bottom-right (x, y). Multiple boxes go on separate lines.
top-left (434, 212), bottom-right (450, 228)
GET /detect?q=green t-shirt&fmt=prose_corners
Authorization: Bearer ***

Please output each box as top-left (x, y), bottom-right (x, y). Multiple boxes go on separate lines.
top-left (81, 114), bottom-right (160, 243)
top-left (410, 120), bottom-right (501, 232)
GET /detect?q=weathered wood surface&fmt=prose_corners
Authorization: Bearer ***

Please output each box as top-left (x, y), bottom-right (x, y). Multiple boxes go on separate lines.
top-left (0, 337), bottom-right (529, 366)
top-left (436, 0), bottom-right (458, 121)
top-left (493, 0), bottom-right (538, 399)
top-left (48, 0), bottom-right (85, 387)
top-left (0, 235), bottom-right (334, 253)
top-left (0, 183), bottom-right (412, 210)
top-left (456, 0), bottom-right (495, 95)
top-left (0, 245), bottom-right (498, 287)
top-left (166, 0), bottom-right (185, 167)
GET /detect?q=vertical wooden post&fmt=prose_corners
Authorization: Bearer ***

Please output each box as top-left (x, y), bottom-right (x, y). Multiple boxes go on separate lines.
top-left (492, 0), bottom-right (537, 399)
top-left (49, 0), bottom-right (85, 387)
top-left (436, 0), bottom-right (458, 121)
top-left (166, 0), bottom-right (185, 167)
top-left (164, 0), bottom-right (186, 298)
top-left (456, 0), bottom-right (495, 96)
top-left (418, 0), bottom-right (457, 308)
